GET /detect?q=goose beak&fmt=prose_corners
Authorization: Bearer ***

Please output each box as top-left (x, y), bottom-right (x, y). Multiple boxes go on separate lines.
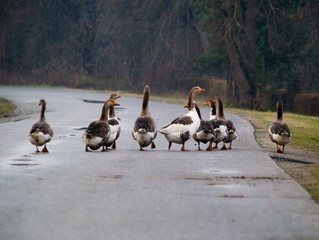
top-left (113, 100), bottom-right (120, 106)
top-left (198, 87), bottom-right (205, 93)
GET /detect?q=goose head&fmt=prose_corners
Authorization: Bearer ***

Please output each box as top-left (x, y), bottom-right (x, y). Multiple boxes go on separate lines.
top-left (110, 93), bottom-right (121, 100)
top-left (186, 86), bottom-right (205, 111)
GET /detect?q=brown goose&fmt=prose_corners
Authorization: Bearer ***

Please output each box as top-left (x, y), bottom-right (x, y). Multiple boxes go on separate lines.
top-left (159, 86), bottom-right (205, 151)
top-left (29, 99), bottom-right (53, 153)
top-left (82, 99), bottom-right (119, 152)
top-left (269, 100), bottom-right (291, 153)
top-left (213, 96), bottom-right (237, 150)
top-left (132, 85), bottom-right (157, 151)
top-left (106, 93), bottom-right (121, 150)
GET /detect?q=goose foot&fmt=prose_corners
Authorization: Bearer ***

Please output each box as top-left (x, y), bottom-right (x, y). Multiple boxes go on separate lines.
top-left (151, 142), bottom-right (156, 149)
top-left (206, 143), bottom-right (214, 151)
top-left (102, 147), bottom-right (111, 152)
top-left (42, 145), bottom-right (49, 153)
top-left (220, 144), bottom-right (227, 150)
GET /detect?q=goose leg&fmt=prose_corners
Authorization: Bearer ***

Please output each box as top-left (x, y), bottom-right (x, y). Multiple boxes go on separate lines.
top-left (282, 145), bottom-right (285, 153)
top-left (112, 141), bottom-right (116, 150)
top-left (36, 146), bottom-right (40, 153)
top-left (276, 144), bottom-right (283, 153)
top-left (168, 142), bottom-right (172, 150)
top-left (139, 146), bottom-right (144, 151)
top-left (151, 142), bottom-right (156, 149)
top-left (102, 145), bottom-right (110, 152)
top-left (197, 142), bottom-right (201, 151)
top-left (85, 146), bottom-right (91, 152)
top-left (181, 142), bottom-right (189, 151)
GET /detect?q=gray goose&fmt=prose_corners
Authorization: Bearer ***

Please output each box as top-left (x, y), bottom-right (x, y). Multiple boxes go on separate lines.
top-left (82, 99), bottom-right (119, 152)
top-left (132, 85), bottom-right (157, 151)
top-left (192, 103), bottom-right (215, 151)
top-left (105, 93), bottom-right (121, 150)
top-left (213, 96), bottom-right (237, 150)
top-left (204, 99), bottom-right (227, 150)
top-left (159, 86), bottom-right (205, 151)
top-left (29, 99), bottom-right (53, 153)
top-left (269, 100), bottom-right (291, 153)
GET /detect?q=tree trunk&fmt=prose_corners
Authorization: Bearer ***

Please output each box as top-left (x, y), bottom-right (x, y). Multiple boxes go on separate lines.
top-left (223, 0), bottom-right (257, 108)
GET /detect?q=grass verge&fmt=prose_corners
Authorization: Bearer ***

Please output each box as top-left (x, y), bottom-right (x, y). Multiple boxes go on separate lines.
top-left (0, 97), bottom-right (15, 117)
top-left (303, 164), bottom-right (319, 202)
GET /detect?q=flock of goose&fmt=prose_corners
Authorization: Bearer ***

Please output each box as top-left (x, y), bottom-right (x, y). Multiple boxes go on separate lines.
top-left (28, 86), bottom-right (291, 154)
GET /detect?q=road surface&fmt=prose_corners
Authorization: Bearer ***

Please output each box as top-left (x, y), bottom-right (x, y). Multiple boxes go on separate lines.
top-left (0, 86), bottom-right (318, 240)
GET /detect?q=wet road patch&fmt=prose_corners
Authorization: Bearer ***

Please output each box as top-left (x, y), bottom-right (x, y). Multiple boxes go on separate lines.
top-left (10, 155), bottom-right (39, 167)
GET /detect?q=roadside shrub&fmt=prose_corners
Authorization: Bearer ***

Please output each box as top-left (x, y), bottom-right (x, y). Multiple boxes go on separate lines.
top-left (293, 93), bottom-right (319, 116)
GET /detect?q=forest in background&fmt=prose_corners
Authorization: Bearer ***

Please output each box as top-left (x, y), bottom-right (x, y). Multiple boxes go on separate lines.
top-left (0, 0), bottom-right (318, 114)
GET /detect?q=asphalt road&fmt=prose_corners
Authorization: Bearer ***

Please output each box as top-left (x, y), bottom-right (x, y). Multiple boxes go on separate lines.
top-left (0, 86), bottom-right (318, 240)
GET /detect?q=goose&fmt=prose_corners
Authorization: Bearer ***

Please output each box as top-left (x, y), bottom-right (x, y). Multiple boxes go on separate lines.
top-left (132, 85), bottom-right (157, 151)
top-left (82, 99), bottom-right (119, 152)
top-left (192, 103), bottom-right (215, 151)
top-left (269, 100), bottom-right (291, 153)
top-left (105, 93), bottom-right (121, 150)
top-left (159, 86), bottom-right (205, 151)
top-left (204, 99), bottom-right (228, 150)
top-left (29, 99), bottom-right (53, 153)
top-left (213, 96), bottom-right (237, 150)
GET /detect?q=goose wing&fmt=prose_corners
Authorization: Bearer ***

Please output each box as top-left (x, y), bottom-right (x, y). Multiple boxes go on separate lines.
top-left (109, 118), bottom-right (120, 126)
top-left (270, 121), bottom-right (290, 136)
top-left (134, 116), bottom-right (156, 132)
top-left (163, 115), bottom-right (193, 128)
top-left (86, 121), bottom-right (110, 138)
top-left (30, 122), bottom-right (53, 136)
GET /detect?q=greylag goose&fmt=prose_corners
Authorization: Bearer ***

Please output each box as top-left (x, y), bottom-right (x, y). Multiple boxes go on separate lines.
top-left (106, 93), bottom-right (121, 150)
top-left (82, 99), bottom-right (119, 152)
top-left (213, 96), bottom-right (237, 150)
top-left (269, 100), bottom-right (291, 153)
top-left (132, 85), bottom-right (157, 151)
top-left (204, 99), bottom-right (227, 150)
top-left (159, 86), bottom-right (205, 151)
top-left (29, 99), bottom-right (53, 153)
top-left (192, 103), bottom-right (215, 151)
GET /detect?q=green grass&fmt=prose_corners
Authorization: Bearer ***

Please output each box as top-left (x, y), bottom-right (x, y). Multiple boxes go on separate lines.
top-left (302, 164), bottom-right (319, 203)
top-left (0, 97), bottom-right (15, 117)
